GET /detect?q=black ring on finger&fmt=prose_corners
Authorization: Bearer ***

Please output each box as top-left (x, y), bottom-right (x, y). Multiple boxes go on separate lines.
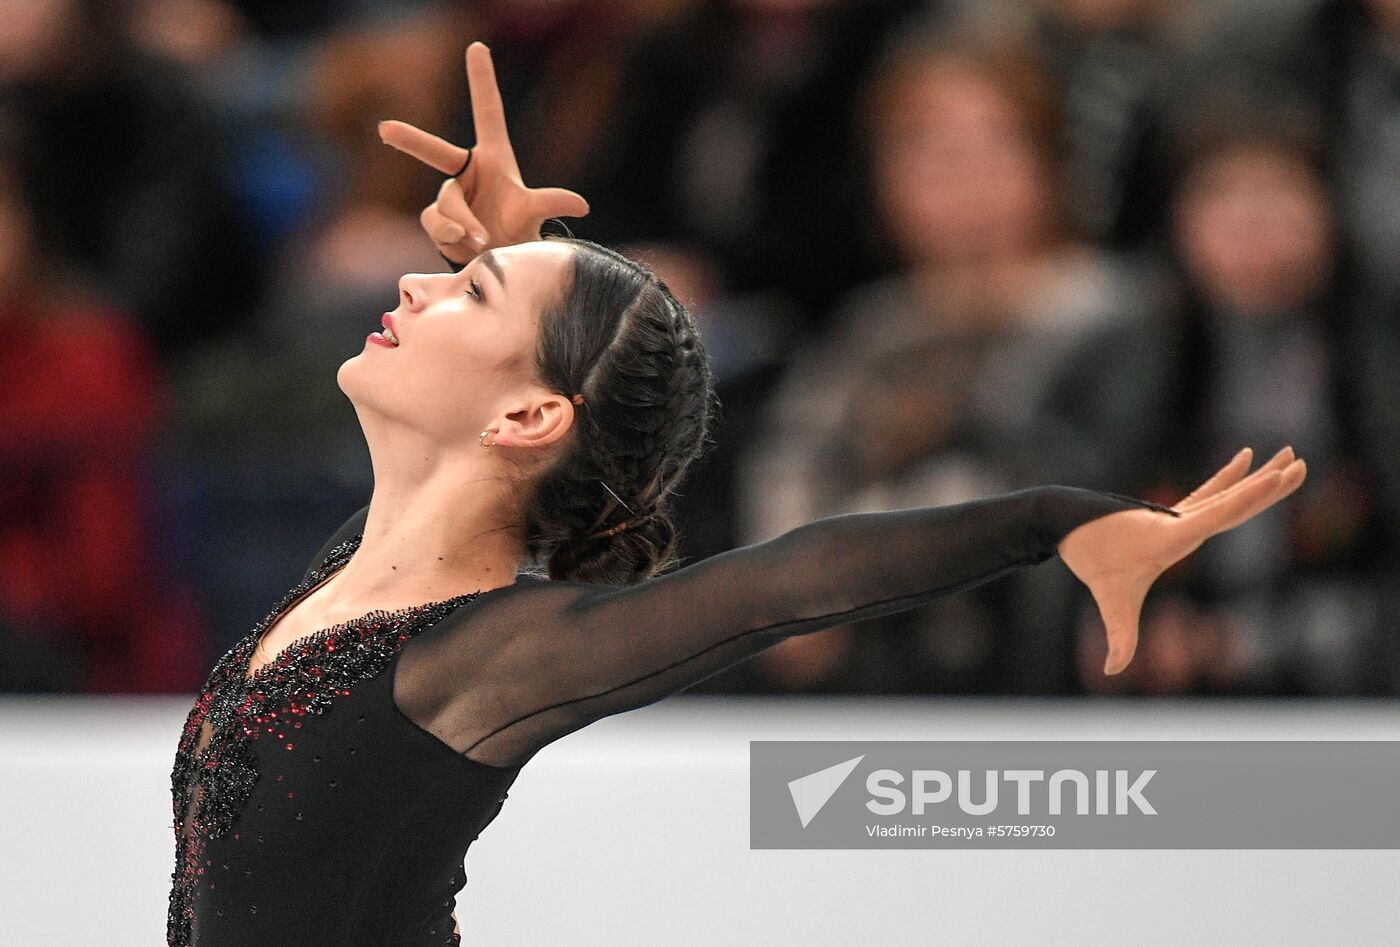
top-left (454, 148), bottom-right (473, 177)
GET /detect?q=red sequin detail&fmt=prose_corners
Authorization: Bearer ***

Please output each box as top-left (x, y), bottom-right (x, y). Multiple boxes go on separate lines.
top-left (166, 534), bottom-right (481, 947)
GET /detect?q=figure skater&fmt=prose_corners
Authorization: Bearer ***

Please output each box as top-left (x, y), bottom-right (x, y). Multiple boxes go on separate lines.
top-left (168, 41), bottom-right (1307, 946)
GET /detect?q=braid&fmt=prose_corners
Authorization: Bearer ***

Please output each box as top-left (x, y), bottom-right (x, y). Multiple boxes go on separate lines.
top-left (521, 237), bottom-right (719, 585)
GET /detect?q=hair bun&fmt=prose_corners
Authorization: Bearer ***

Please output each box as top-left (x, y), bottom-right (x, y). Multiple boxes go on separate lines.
top-left (550, 506), bottom-right (675, 585)
top-left (585, 505), bottom-right (661, 542)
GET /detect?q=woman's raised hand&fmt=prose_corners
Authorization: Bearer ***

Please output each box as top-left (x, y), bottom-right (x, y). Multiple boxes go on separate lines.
top-left (379, 41), bottom-right (590, 262)
top-left (1057, 446), bottom-right (1308, 676)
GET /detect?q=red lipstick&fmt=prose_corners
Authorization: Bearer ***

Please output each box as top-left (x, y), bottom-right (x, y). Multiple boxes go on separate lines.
top-left (368, 312), bottom-right (400, 348)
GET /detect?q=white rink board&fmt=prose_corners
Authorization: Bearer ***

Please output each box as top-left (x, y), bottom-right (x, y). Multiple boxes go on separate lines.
top-left (2, 694), bottom-right (1398, 945)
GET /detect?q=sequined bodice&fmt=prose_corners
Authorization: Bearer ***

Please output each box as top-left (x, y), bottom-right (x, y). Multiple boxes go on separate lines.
top-left (169, 484), bottom-right (1179, 945)
top-left (167, 534), bottom-right (519, 947)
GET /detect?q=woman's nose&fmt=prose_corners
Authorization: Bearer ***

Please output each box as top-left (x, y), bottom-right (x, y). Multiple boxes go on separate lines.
top-left (398, 273), bottom-right (426, 310)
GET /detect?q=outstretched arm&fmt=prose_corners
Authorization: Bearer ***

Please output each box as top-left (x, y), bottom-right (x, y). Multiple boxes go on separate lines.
top-left (404, 446), bottom-right (1304, 767)
top-left (455, 487), bottom-right (1162, 762)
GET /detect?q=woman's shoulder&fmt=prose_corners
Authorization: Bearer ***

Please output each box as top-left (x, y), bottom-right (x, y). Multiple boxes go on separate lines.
top-left (438, 571), bottom-right (654, 631)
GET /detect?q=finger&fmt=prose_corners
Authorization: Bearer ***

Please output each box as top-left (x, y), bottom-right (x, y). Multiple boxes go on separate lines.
top-left (1179, 445), bottom-right (1295, 511)
top-left (1189, 448), bottom-right (1299, 520)
top-left (436, 179), bottom-right (489, 247)
top-left (380, 120), bottom-right (469, 176)
top-left (1177, 447), bottom-right (1253, 510)
top-left (527, 186), bottom-right (591, 220)
top-left (421, 205), bottom-right (467, 246)
top-left (1236, 445), bottom-right (1297, 490)
top-left (1192, 442), bottom-right (1299, 509)
top-left (466, 42), bottom-right (510, 149)
top-left (1194, 459), bottom-right (1307, 536)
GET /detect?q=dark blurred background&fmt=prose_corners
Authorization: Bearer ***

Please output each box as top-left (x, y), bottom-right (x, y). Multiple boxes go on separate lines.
top-left (0, 0), bottom-right (1396, 698)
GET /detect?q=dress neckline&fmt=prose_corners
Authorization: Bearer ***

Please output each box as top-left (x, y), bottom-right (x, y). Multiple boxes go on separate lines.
top-left (241, 533), bottom-right (488, 684)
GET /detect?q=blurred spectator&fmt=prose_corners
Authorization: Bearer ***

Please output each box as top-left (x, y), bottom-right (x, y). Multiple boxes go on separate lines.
top-left (1346, 277), bottom-right (1400, 590)
top-left (0, 0), bottom-right (262, 366)
top-left (1, 0), bottom-right (1394, 697)
top-left (1191, 0), bottom-right (1400, 299)
top-left (459, 0), bottom-right (697, 220)
top-left (562, 0), bottom-right (923, 331)
top-left (0, 130), bottom-right (207, 692)
top-left (729, 23), bottom-right (1171, 695)
top-left (128, 0), bottom-right (250, 67)
top-left (221, 0), bottom-right (359, 41)
top-left (1076, 100), bottom-right (1394, 695)
top-left (1023, 0), bottom-right (1186, 251)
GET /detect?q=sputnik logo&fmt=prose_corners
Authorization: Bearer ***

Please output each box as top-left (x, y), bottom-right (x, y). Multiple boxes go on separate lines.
top-left (787, 755), bottom-right (865, 828)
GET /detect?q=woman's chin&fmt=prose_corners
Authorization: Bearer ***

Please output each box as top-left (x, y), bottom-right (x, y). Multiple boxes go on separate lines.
top-left (337, 354), bottom-right (407, 412)
top-left (336, 353), bottom-right (370, 397)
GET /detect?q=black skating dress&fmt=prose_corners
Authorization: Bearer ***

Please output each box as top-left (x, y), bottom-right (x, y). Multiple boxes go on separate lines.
top-left (167, 485), bottom-right (1177, 945)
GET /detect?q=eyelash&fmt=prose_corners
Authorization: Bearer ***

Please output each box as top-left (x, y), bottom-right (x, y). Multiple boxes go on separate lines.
top-left (464, 278), bottom-right (483, 301)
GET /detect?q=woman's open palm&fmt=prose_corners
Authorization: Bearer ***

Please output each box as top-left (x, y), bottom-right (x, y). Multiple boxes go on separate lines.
top-left (1058, 446), bottom-right (1307, 676)
top-left (379, 41), bottom-right (590, 261)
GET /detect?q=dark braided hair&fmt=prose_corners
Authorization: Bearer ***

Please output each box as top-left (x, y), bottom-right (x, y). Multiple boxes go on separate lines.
top-left (519, 235), bottom-right (720, 585)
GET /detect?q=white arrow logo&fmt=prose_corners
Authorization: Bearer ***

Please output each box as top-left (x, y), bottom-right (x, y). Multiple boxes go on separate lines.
top-left (787, 755), bottom-right (865, 828)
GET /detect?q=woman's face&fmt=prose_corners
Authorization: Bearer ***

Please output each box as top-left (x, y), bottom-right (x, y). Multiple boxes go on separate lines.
top-left (338, 239), bottom-right (577, 444)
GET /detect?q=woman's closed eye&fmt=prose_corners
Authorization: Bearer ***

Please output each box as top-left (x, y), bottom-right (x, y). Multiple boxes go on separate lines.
top-left (464, 278), bottom-right (484, 302)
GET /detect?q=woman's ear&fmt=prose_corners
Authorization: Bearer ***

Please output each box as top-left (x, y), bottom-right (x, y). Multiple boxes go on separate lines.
top-left (490, 392), bottom-right (577, 450)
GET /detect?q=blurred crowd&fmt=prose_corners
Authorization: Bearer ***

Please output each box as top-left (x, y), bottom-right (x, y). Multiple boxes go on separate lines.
top-left (1, 0), bottom-right (1397, 697)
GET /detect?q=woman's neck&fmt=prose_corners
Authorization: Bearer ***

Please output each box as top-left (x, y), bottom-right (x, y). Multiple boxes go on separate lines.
top-left (332, 426), bottom-right (528, 608)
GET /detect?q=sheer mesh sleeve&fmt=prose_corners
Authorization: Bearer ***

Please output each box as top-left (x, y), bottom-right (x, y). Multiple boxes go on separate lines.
top-left (392, 485), bottom-right (1179, 769)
